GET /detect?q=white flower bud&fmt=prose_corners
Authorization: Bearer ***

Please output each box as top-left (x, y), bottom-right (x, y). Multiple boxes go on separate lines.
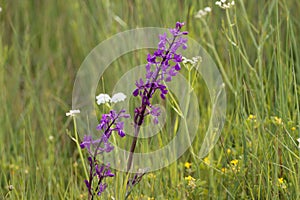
top-left (204, 7), bottom-right (212, 12)
top-left (96, 93), bottom-right (111, 105)
top-left (111, 92), bottom-right (127, 103)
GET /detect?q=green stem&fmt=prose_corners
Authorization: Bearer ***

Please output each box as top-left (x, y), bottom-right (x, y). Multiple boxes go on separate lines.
top-left (73, 116), bottom-right (89, 180)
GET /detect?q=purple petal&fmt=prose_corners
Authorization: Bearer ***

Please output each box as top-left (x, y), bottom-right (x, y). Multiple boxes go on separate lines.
top-left (173, 54), bottom-right (182, 62)
top-left (104, 142), bottom-right (114, 152)
top-left (165, 76), bottom-right (172, 82)
top-left (153, 117), bottom-right (159, 124)
top-left (84, 180), bottom-right (91, 190)
top-left (168, 67), bottom-right (177, 76)
top-left (174, 63), bottom-right (181, 71)
top-left (105, 169), bottom-right (115, 177)
top-left (118, 130), bottom-right (125, 137)
top-left (150, 106), bottom-right (161, 117)
top-left (97, 183), bottom-right (107, 196)
top-left (95, 164), bottom-right (105, 175)
top-left (176, 22), bottom-right (185, 29)
top-left (133, 89), bottom-right (139, 96)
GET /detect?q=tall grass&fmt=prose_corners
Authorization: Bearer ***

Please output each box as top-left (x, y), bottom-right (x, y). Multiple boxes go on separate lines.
top-left (0, 0), bottom-right (299, 199)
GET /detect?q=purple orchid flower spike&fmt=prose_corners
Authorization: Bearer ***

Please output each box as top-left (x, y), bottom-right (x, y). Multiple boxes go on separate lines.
top-left (126, 22), bottom-right (188, 196)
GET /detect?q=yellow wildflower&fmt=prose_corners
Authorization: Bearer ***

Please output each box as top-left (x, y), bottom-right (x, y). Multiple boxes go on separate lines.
top-left (147, 173), bottom-right (156, 179)
top-left (203, 157), bottom-right (210, 165)
top-left (184, 162), bottom-right (192, 169)
top-left (291, 127), bottom-right (296, 131)
top-left (221, 167), bottom-right (227, 173)
top-left (185, 175), bottom-right (196, 181)
top-left (278, 178), bottom-right (284, 184)
top-left (231, 166), bottom-right (240, 173)
top-left (227, 148), bottom-right (231, 154)
top-left (247, 114), bottom-right (256, 120)
top-left (274, 116), bottom-right (283, 125)
top-left (185, 176), bottom-right (196, 189)
top-left (278, 178), bottom-right (287, 189)
top-left (230, 159), bottom-right (238, 166)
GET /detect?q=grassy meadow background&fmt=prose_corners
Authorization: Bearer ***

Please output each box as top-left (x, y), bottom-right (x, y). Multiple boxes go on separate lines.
top-left (1, 0), bottom-right (300, 199)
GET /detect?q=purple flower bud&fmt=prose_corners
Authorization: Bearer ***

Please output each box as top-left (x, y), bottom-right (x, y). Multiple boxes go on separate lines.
top-left (174, 63), bottom-right (181, 71)
top-left (150, 106), bottom-right (161, 117)
top-left (176, 22), bottom-right (185, 29)
top-left (105, 169), bottom-right (115, 177)
top-left (97, 183), bottom-right (107, 196)
top-left (103, 142), bottom-right (114, 152)
top-left (173, 54), bottom-right (182, 62)
top-left (84, 180), bottom-right (91, 191)
top-left (153, 117), bottom-right (159, 124)
top-left (118, 130), bottom-right (125, 137)
top-left (147, 54), bottom-right (157, 63)
top-left (160, 93), bottom-right (166, 99)
top-left (133, 89), bottom-right (139, 96)
top-left (154, 49), bottom-right (163, 57)
top-left (146, 63), bottom-right (151, 72)
top-left (95, 164), bottom-right (104, 176)
top-left (166, 77), bottom-right (172, 82)
top-left (168, 67), bottom-right (177, 76)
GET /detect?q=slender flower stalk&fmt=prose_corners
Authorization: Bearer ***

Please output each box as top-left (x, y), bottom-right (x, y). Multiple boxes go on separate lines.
top-left (73, 116), bottom-right (89, 180)
top-left (127, 22), bottom-right (188, 173)
top-left (66, 109), bottom-right (89, 180)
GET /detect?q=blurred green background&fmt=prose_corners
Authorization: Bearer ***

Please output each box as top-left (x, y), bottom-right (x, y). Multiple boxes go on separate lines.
top-left (1, 0), bottom-right (299, 199)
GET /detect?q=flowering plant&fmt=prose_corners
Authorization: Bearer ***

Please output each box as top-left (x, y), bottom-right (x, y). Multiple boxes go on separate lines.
top-left (68, 22), bottom-right (188, 199)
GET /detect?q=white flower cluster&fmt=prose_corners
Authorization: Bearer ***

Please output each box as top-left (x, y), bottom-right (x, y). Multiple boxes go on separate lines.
top-left (96, 92), bottom-right (126, 105)
top-left (195, 7), bottom-right (212, 18)
top-left (66, 109), bottom-right (80, 117)
top-left (182, 56), bottom-right (202, 65)
top-left (215, 0), bottom-right (235, 9)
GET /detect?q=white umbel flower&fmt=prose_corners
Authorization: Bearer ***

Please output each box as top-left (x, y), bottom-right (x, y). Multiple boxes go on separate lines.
top-left (215, 1), bottom-right (222, 6)
top-left (111, 92), bottom-right (127, 103)
top-left (96, 93), bottom-right (111, 105)
top-left (216, 0), bottom-right (235, 9)
top-left (66, 109), bottom-right (80, 117)
top-left (182, 57), bottom-right (194, 65)
top-left (195, 6), bottom-right (212, 18)
top-left (204, 7), bottom-right (212, 12)
top-left (182, 56), bottom-right (202, 65)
